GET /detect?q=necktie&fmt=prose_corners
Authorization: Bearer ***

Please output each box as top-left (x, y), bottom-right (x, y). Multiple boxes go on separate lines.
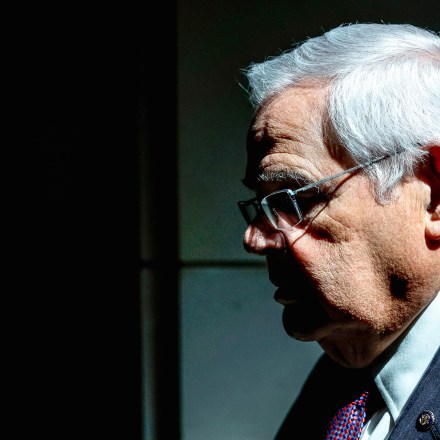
top-left (325, 390), bottom-right (369, 440)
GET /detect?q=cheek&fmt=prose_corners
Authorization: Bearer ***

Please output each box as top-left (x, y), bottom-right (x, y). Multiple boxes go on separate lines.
top-left (287, 220), bottom-right (374, 293)
top-left (290, 210), bottom-right (365, 273)
top-left (293, 189), bottom-right (414, 283)
top-left (285, 215), bottom-right (389, 319)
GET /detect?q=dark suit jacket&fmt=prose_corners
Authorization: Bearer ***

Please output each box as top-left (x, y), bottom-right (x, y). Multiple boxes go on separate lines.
top-left (275, 348), bottom-right (440, 439)
top-left (388, 347), bottom-right (440, 439)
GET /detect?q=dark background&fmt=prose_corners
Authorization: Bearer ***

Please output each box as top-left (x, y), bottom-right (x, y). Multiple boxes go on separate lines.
top-left (21, 1), bottom-right (439, 439)
top-left (20, 6), bottom-right (164, 439)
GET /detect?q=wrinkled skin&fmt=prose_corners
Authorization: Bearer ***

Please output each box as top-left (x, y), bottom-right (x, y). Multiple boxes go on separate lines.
top-left (242, 85), bottom-right (440, 368)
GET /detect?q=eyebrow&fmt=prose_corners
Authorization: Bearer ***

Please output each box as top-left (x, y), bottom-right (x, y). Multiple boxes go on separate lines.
top-left (241, 170), bottom-right (313, 191)
top-left (257, 171), bottom-right (313, 185)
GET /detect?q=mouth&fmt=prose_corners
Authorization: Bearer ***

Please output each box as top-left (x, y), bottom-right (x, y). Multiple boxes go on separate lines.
top-left (267, 253), bottom-right (332, 340)
top-left (273, 285), bottom-right (331, 341)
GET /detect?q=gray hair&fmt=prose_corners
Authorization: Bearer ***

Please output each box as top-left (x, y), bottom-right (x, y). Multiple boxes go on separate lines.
top-left (243, 23), bottom-right (440, 201)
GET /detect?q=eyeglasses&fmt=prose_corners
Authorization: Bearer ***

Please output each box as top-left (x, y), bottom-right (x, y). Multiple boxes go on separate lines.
top-left (237, 154), bottom-right (394, 231)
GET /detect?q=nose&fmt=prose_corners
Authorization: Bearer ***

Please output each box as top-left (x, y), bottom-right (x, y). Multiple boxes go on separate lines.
top-left (243, 221), bottom-right (286, 255)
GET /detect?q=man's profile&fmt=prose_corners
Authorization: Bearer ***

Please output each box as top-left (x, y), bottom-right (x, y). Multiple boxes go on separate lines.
top-left (237, 23), bottom-right (439, 439)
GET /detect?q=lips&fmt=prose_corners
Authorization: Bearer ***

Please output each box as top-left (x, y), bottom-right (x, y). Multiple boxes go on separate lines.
top-left (274, 286), bottom-right (301, 305)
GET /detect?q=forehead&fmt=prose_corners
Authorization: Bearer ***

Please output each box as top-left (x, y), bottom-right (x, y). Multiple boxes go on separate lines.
top-left (244, 85), bottom-right (335, 189)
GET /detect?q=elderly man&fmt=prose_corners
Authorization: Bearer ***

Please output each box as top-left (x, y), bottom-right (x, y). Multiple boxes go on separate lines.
top-left (237, 23), bottom-right (439, 439)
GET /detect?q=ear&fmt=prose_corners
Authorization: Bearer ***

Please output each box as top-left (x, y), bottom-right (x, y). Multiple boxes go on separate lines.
top-left (424, 145), bottom-right (440, 242)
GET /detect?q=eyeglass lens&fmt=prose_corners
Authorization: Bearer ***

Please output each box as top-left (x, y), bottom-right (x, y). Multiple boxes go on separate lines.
top-left (262, 191), bottom-right (302, 230)
top-left (239, 191), bottom-right (302, 230)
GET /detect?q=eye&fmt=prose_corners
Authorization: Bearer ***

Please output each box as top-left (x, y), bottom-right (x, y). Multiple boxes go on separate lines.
top-left (295, 191), bottom-right (326, 214)
top-left (273, 192), bottom-right (298, 214)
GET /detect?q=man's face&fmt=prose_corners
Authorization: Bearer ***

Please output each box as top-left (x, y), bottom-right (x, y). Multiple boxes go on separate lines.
top-left (242, 85), bottom-right (435, 368)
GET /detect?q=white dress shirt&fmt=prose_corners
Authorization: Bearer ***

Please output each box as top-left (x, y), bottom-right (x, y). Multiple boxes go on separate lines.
top-left (360, 292), bottom-right (440, 440)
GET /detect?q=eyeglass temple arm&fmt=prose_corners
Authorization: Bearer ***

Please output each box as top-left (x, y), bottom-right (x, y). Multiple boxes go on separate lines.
top-left (294, 154), bottom-right (394, 194)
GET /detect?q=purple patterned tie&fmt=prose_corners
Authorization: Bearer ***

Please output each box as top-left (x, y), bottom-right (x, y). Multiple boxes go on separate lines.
top-left (325, 391), bottom-right (369, 440)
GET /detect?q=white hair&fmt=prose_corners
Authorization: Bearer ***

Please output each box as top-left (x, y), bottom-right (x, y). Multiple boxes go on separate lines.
top-left (243, 23), bottom-right (440, 201)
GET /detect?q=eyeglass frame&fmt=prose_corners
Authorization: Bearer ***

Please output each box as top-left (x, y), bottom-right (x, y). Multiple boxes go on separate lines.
top-left (237, 153), bottom-right (395, 230)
